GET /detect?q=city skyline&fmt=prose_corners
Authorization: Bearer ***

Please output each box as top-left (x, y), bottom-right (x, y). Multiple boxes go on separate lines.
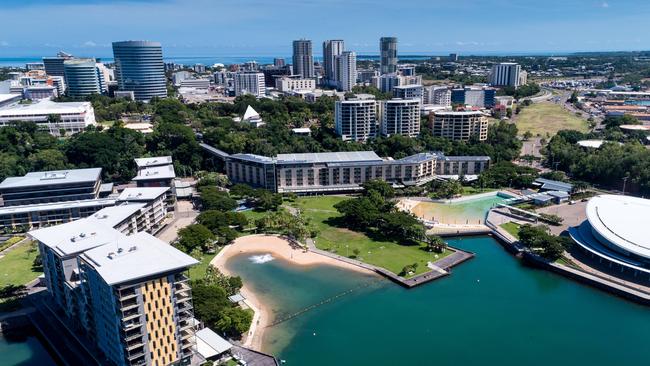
top-left (1, 0), bottom-right (650, 57)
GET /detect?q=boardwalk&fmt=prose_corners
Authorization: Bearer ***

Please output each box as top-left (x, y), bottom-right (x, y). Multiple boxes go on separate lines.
top-left (306, 238), bottom-right (474, 289)
top-left (231, 345), bottom-right (279, 366)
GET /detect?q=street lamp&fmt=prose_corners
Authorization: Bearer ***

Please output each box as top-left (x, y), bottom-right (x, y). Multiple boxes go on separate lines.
top-left (622, 175), bottom-right (629, 196)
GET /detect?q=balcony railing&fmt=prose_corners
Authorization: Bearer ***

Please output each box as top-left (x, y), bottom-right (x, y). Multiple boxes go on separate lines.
top-left (122, 319), bottom-right (142, 330)
top-left (126, 349), bottom-right (146, 361)
top-left (122, 308), bottom-right (142, 322)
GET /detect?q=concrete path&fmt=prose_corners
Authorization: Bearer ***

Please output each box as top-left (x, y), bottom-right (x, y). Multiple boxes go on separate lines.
top-left (155, 200), bottom-right (199, 243)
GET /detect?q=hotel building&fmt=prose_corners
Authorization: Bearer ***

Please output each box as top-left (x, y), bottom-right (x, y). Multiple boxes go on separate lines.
top-left (201, 144), bottom-right (490, 195)
top-left (233, 72), bottom-right (265, 97)
top-left (112, 41), bottom-right (167, 102)
top-left (133, 156), bottom-right (176, 211)
top-left (31, 215), bottom-right (198, 366)
top-left (430, 111), bottom-right (489, 141)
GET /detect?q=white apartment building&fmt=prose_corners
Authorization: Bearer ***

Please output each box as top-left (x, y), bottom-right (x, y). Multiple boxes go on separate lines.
top-left (275, 77), bottom-right (316, 92)
top-left (233, 72), bottom-right (265, 97)
top-left (423, 86), bottom-right (452, 106)
top-left (393, 85), bottom-right (423, 103)
top-left (335, 99), bottom-right (377, 142)
top-left (336, 51), bottom-right (357, 92)
top-left (489, 62), bottom-right (523, 88)
top-left (0, 100), bottom-right (96, 136)
top-left (380, 99), bottom-right (420, 138)
top-left (430, 111), bottom-right (489, 141)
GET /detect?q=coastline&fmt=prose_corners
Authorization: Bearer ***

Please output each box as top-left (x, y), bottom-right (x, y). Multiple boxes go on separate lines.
top-left (209, 234), bottom-right (376, 352)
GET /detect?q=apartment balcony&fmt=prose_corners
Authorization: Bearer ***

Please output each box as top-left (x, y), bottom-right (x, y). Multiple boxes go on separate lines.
top-left (122, 319), bottom-right (142, 330)
top-left (174, 274), bottom-right (189, 283)
top-left (126, 339), bottom-right (145, 351)
top-left (175, 282), bottom-right (191, 293)
top-left (126, 348), bottom-right (146, 361)
top-left (130, 358), bottom-right (147, 366)
top-left (121, 308), bottom-right (142, 322)
top-left (177, 309), bottom-right (193, 322)
top-left (180, 338), bottom-right (194, 350)
top-left (175, 292), bottom-right (191, 303)
top-left (180, 327), bottom-right (195, 341)
top-left (176, 301), bottom-right (193, 312)
top-left (118, 288), bottom-right (137, 301)
top-left (120, 298), bottom-right (139, 311)
top-left (123, 328), bottom-right (143, 342)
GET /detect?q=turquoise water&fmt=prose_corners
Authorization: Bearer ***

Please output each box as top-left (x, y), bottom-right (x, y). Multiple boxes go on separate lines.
top-left (227, 236), bottom-right (650, 366)
top-left (624, 100), bottom-right (650, 106)
top-left (412, 193), bottom-right (510, 224)
top-left (0, 331), bottom-right (57, 366)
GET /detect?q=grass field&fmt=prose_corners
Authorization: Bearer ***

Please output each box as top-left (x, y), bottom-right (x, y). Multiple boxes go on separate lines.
top-left (499, 222), bottom-right (521, 239)
top-left (0, 241), bottom-right (42, 287)
top-left (293, 196), bottom-right (452, 276)
top-left (516, 102), bottom-right (588, 137)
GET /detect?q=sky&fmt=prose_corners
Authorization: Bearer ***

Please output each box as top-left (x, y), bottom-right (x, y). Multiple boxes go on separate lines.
top-left (0, 0), bottom-right (649, 58)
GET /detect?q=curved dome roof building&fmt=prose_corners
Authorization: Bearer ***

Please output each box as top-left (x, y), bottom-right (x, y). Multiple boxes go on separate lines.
top-left (570, 195), bottom-right (650, 276)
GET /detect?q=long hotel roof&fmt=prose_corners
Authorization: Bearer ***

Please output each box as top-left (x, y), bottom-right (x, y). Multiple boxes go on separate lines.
top-left (0, 168), bottom-right (102, 190)
top-left (276, 151), bottom-right (382, 164)
top-left (586, 195), bottom-right (650, 260)
top-left (0, 100), bottom-right (92, 117)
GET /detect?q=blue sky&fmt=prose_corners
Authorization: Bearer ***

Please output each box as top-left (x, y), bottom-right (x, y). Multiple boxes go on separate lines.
top-left (0, 0), bottom-right (649, 57)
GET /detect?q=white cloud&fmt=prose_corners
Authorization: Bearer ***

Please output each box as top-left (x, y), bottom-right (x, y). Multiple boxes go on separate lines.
top-left (82, 40), bottom-right (97, 47)
top-left (601, 2), bottom-right (609, 8)
top-left (0, 41), bottom-right (9, 47)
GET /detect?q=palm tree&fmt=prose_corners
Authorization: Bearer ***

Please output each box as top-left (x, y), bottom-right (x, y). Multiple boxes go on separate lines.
top-left (426, 234), bottom-right (447, 253)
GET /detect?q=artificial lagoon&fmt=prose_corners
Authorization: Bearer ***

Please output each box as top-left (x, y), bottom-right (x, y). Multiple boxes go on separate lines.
top-left (226, 236), bottom-right (650, 366)
top-left (411, 191), bottom-right (513, 225)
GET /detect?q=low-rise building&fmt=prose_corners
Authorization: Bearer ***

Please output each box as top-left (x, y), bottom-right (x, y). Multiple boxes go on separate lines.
top-left (133, 156), bottom-right (176, 210)
top-left (0, 100), bottom-right (96, 136)
top-left (275, 76), bottom-right (316, 92)
top-left (202, 143), bottom-right (490, 195)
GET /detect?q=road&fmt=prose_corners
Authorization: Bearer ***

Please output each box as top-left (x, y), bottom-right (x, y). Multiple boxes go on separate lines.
top-left (155, 200), bottom-right (199, 243)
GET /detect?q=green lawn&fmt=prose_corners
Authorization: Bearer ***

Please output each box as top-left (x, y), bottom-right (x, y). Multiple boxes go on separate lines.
top-left (461, 186), bottom-right (498, 196)
top-left (0, 236), bottom-right (25, 252)
top-left (189, 250), bottom-right (219, 281)
top-left (516, 102), bottom-right (588, 137)
top-left (294, 196), bottom-right (452, 276)
top-left (499, 222), bottom-right (521, 239)
top-left (0, 241), bottom-right (42, 287)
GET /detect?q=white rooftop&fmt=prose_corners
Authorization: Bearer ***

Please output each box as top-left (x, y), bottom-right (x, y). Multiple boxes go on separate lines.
top-left (29, 217), bottom-right (121, 257)
top-left (0, 198), bottom-right (115, 216)
top-left (586, 195), bottom-right (650, 260)
top-left (133, 165), bottom-right (176, 181)
top-left (276, 151), bottom-right (382, 164)
top-left (0, 100), bottom-right (93, 117)
top-left (0, 168), bottom-right (102, 190)
top-left (118, 187), bottom-right (169, 201)
top-left (88, 203), bottom-right (146, 228)
top-left (135, 156), bottom-right (173, 168)
top-left (576, 140), bottom-right (621, 148)
top-left (0, 94), bottom-right (21, 104)
top-left (195, 328), bottom-right (232, 358)
top-left (81, 231), bottom-right (198, 285)
top-left (243, 105), bottom-right (261, 121)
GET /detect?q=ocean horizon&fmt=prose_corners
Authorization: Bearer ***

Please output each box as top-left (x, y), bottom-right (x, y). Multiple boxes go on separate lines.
top-left (0, 51), bottom-right (575, 68)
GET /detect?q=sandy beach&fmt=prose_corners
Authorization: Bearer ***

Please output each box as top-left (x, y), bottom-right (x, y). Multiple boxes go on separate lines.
top-left (209, 234), bottom-right (375, 351)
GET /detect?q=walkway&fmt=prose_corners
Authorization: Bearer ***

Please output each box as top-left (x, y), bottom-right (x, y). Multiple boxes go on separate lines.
top-left (231, 345), bottom-right (279, 366)
top-left (156, 200), bottom-right (199, 243)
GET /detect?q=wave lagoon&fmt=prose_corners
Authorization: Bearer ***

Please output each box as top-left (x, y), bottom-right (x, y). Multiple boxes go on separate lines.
top-left (226, 236), bottom-right (650, 366)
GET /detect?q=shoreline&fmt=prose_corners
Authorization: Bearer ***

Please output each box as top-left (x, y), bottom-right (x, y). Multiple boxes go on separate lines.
top-left (209, 234), bottom-right (376, 352)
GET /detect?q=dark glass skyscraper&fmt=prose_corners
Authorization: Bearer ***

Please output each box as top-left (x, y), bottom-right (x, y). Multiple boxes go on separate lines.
top-left (112, 41), bottom-right (167, 101)
top-left (380, 37), bottom-right (398, 74)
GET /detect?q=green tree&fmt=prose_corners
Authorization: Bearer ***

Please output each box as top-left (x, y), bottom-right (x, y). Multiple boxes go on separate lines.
top-left (177, 224), bottom-right (215, 252)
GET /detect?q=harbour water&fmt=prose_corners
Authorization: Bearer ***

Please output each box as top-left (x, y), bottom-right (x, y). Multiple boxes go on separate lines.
top-left (0, 328), bottom-right (57, 366)
top-left (226, 236), bottom-right (650, 366)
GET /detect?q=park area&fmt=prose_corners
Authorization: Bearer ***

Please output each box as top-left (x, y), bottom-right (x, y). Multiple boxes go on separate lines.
top-left (291, 196), bottom-right (452, 276)
top-left (515, 102), bottom-right (588, 137)
top-left (0, 240), bottom-right (42, 288)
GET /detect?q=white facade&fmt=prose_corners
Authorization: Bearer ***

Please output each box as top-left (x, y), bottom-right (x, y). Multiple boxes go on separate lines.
top-left (380, 99), bottom-right (420, 138)
top-left (423, 86), bottom-right (451, 106)
top-left (336, 51), bottom-right (357, 92)
top-left (233, 72), bottom-right (265, 97)
top-left (393, 85), bottom-right (423, 103)
top-left (489, 62), bottom-right (522, 88)
top-left (335, 99), bottom-right (377, 142)
top-left (431, 111), bottom-right (488, 141)
top-left (275, 77), bottom-right (316, 92)
top-left (0, 100), bottom-right (96, 136)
